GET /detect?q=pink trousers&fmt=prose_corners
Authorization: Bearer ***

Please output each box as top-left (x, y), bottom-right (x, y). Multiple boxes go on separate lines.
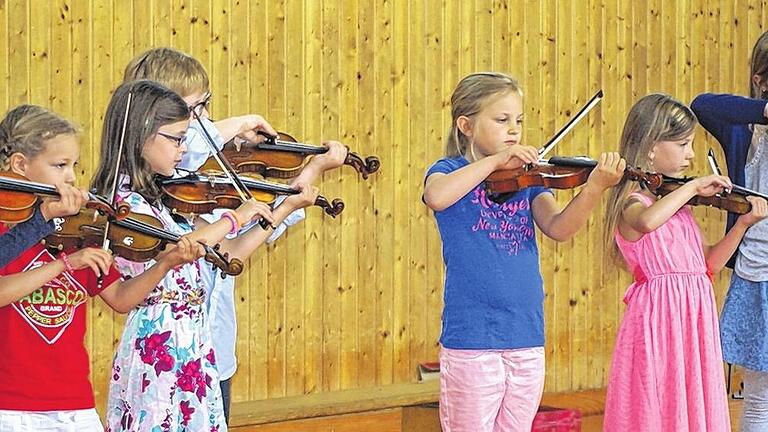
top-left (439, 346), bottom-right (545, 432)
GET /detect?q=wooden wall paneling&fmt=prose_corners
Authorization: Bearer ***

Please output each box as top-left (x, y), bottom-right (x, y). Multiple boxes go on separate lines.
top-left (245, 0), bottom-right (270, 402)
top-left (302, 0), bottom-right (325, 396)
top-left (550, 0), bottom-right (574, 392)
top-left (339, 0), bottom-right (361, 391)
top-left (391, 0), bottom-right (411, 384)
top-left (374, 0), bottom-right (396, 388)
top-left (569, 0), bottom-right (590, 391)
top-left (321, 0), bottom-right (343, 393)
top-left (423, 0), bottom-right (443, 369)
top-left (407, 0), bottom-right (428, 385)
top-left (283, 0), bottom-right (308, 399)
top-left (264, 0), bottom-right (289, 399)
top-left (356, 0), bottom-right (378, 390)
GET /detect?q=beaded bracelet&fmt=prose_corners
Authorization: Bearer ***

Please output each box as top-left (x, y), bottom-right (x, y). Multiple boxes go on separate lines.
top-left (59, 252), bottom-right (75, 273)
top-left (221, 210), bottom-right (240, 235)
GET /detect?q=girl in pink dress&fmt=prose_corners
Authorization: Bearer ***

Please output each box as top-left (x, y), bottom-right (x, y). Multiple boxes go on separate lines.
top-left (602, 94), bottom-right (768, 431)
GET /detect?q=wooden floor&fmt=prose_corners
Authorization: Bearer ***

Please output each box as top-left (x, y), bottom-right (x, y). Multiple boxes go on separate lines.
top-left (230, 386), bottom-right (746, 431)
top-left (581, 398), bottom-right (744, 432)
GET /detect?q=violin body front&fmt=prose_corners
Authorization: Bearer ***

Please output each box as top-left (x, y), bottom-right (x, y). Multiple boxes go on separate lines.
top-left (43, 207), bottom-right (244, 276)
top-left (651, 177), bottom-right (753, 215)
top-left (43, 209), bottom-right (170, 262)
top-left (0, 170), bottom-right (129, 223)
top-left (160, 173), bottom-right (345, 218)
top-left (200, 131), bottom-right (381, 180)
top-left (0, 171), bottom-right (38, 223)
top-left (485, 164), bottom-right (593, 195)
top-left (484, 157), bottom-right (596, 203)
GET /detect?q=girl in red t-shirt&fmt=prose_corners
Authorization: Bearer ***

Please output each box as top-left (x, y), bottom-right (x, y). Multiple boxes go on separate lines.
top-left (0, 105), bottom-right (204, 431)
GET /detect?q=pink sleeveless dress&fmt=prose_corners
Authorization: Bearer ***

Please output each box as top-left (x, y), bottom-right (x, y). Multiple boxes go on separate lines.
top-left (603, 193), bottom-right (730, 432)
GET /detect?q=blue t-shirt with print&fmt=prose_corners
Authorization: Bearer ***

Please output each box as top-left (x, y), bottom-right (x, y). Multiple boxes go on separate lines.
top-left (427, 156), bottom-right (551, 350)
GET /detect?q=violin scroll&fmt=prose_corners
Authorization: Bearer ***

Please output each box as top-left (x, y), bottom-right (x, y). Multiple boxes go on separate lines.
top-left (623, 167), bottom-right (663, 191)
top-left (315, 196), bottom-right (345, 218)
top-left (86, 199), bottom-right (131, 220)
top-left (345, 152), bottom-right (381, 179)
top-left (201, 242), bottom-right (244, 278)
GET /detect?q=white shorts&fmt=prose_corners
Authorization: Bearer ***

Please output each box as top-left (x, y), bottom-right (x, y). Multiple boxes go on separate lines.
top-left (0, 408), bottom-right (103, 432)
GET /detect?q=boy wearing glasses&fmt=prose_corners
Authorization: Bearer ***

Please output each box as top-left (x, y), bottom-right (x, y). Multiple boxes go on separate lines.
top-left (122, 47), bottom-right (347, 423)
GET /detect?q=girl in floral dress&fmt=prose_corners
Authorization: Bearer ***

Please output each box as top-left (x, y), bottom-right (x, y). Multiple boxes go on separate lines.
top-left (91, 80), bottom-right (317, 431)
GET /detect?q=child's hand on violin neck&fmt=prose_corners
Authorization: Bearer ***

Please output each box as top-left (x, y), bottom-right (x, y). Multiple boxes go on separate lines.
top-left (160, 236), bottom-right (205, 268)
top-left (39, 184), bottom-right (90, 221)
top-left (283, 182), bottom-right (319, 210)
top-left (236, 199), bottom-right (275, 226)
top-left (739, 196), bottom-right (768, 227)
top-left (690, 174), bottom-right (733, 197)
top-left (66, 248), bottom-right (113, 277)
top-left (311, 141), bottom-right (348, 171)
top-left (586, 152), bottom-right (626, 190)
top-left (493, 145), bottom-right (538, 170)
top-left (234, 114), bottom-right (278, 148)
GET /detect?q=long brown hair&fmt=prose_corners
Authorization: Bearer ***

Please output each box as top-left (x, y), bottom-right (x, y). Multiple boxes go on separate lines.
top-left (750, 32), bottom-right (768, 99)
top-left (603, 94), bottom-right (698, 262)
top-left (0, 105), bottom-right (78, 171)
top-left (445, 72), bottom-right (522, 158)
top-left (91, 80), bottom-right (189, 204)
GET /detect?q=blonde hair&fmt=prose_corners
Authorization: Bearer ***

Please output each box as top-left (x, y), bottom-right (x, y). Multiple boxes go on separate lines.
top-left (446, 72), bottom-right (523, 158)
top-left (603, 94), bottom-right (698, 262)
top-left (0, 105), bottom-right (79, 171)
top-left (123, 47), bottom-right (209, 97)
top-left (750, 32), bottom-right (768, 99)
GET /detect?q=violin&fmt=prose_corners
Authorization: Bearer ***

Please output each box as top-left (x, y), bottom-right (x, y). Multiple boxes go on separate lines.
top-left (639, 172), bottom-right (762, 215)
top-left (199, 131), bottom-right (381, 180)
top-left (485, 156), bottom-right (763, 215)
top-left (483, 90), bottom-right (605, 203)
top-left (159, 173), bottom-right (345, 218)
top-left (640, 148), bottom-right (768, 215)
top-left (484, 156), bottom-right (639, 203)
top-left (485, 156), bottom-right (596, 198)
top-left (43, 208), bottom-right (243, 277)
top-left (0, 170), bottom-right (129, 223)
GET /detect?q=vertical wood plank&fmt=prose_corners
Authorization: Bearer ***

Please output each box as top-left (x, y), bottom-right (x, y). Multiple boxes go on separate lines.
top-left (302, 0), bottom-right (324, 395)
top-left (321, 0), bottom-right (343, 393)
top-left (356, 0), bottom-right (378, 389)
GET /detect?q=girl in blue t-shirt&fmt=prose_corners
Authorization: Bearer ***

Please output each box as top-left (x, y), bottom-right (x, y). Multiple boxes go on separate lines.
top-left (423, 72), bottom-right (625, 432)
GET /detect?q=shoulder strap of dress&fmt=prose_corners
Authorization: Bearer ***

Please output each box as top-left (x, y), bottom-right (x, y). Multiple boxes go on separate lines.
top-left (627, 191), bottom-right (654, 206)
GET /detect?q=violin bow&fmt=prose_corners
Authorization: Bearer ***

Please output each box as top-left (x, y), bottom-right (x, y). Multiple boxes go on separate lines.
top-left (102, 91), bottom-right (133, 254)
top-left (191, 110), bottom-right (274, 230)
top-left (707, 148), bottom-right (723, 176)
top-left (93, 89), bottom-right (133, 286)
top-left (538, 89), bottom-right (604, 159)
top-left (709, 147), bottom-right (768, 200)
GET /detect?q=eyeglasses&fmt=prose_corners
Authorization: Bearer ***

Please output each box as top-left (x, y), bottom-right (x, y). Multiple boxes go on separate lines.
top-left (156, 131), bottom-right (187, 147)
top-left (189, 92), bottom-right (212, 117)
